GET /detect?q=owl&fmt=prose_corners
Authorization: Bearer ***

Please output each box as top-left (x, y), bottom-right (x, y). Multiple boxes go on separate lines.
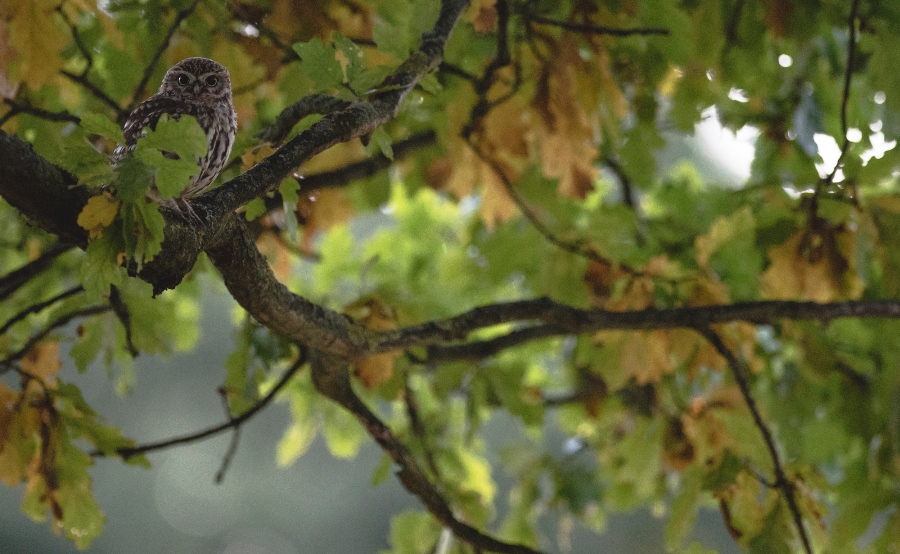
top-left (113, 57), bottom-right (237, 212)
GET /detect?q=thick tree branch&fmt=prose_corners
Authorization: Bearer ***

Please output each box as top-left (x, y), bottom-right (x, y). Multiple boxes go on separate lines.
top-left (0, 242), bottom-right (74, 301)
top-left (697, 327), bottom-right (814, 554)
top-left (255, 94), bottom-right (354, 145)
top-left (0, 133), bottom-right (90, 246)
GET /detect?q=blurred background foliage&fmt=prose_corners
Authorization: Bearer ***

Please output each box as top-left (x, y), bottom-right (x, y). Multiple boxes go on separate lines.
top-left (1, 0), bottom-right (899, 552)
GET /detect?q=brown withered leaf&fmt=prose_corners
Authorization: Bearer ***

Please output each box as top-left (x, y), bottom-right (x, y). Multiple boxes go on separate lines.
top-left (466, 0), bottom-right (498, 33)
top-left (761, 226), bottom-right (864, 302)
top-left (531, 37), bottom-right (602, 199)
top-left (345, 297), bottom-right (400, 388)
top-left (21, 342), bottom-right (62, 384)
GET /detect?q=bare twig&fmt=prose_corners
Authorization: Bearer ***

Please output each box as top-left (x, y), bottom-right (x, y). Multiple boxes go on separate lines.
top-left (1, 99), bottom-right (81, 125)
top-left (525, 12), bottom-right (669, 37)
top-left (697, 327), bottom-right (814, 554)
top-left (819, 0), bottom-right (861, 190)
top-left (0, 286), bottom-right (84, 335)
top-left (61, 70), bottom-right (125, 119)
top-left (0, 305), bottom-right (111, 374)
top-left (128, 0), bottom-right (204, 110)
top-left (56, 5), bottom-right (95, 75)
top-left (102, 354), bottom-right (305, 459)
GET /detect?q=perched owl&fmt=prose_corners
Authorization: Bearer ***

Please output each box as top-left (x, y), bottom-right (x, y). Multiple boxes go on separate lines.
top-left (113, 57), bottom-right (237, 211)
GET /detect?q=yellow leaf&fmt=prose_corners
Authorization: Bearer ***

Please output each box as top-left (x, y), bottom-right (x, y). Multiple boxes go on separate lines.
top-left (355, 352), bottom-right (399, 388)
top-left (241, 144), bottom-right (278, 171)
top-left (0, 385), bottom-right (29, 486)
top-left (77, 193), bottom-right (120, 240)
top-left (6, 0), bottom-right (68, 89)
top-left (695, 207), bottom-right (754, 269)
top-left (21, 342), bottom-right (62, 383)
top-left (761, 227), bottom-right (864, 302)
top-left (479, 159), bottom-right (518, 230)
top-left (531, 37), bottom-right (602, 198)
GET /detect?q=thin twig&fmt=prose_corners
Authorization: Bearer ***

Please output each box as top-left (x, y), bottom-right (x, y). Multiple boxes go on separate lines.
top-left (412, 324), bottom-right (565, 363)
top-left (1, 100), bottom-right (81, 125)
top-left (56, 5), bottom-right (95, 74)
top-left (404, 380), bottom-right (441, 477)
top-left (820, 0), bottom-right (861, 190)
top-left (128, 0), bottom-right (204, 110)
top-left (0, 286), bottom-right (84, 335)
top-left (697, 327), bottom-right (814, 554)
top-left (61, 70), bottom-right (125, 118)
top-left (472, 145), bottom-right (638, 272)
top-left (101, 354), bottom-right (306, 459)
top-left (525, 13), bottom-right (669, 37)
top-left (0, 305), bottom-right (111, 374)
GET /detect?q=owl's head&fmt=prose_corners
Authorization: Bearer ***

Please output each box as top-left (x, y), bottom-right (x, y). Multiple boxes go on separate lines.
top-left (159, 57), bottom-right (232, 103)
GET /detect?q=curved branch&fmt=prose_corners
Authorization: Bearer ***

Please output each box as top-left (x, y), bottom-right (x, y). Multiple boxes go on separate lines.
top-left (525, 13), bottom-right (669, 37)
top-left (256, 94), bottom-right (354, 145)
top-left (697, 327), bottom-right (814, 554)
top-left (0, 242), bottom-right (74, 301)
top-left (310, 350), bottom-right (544, 554)
top-left (102, 354), bottom-right (306, 459)
top-left (0, 305), bottom-right (111, 372)
top-left (0, 286), bottom-right (84, 335)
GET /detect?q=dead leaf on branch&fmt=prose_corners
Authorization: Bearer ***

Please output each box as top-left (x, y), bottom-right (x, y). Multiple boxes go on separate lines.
top-left (762, 226), bottom-right (864, 302)
top-left (466, 0), bottom-right (498, 34)
top-left (345, 297), bottom-right (400, 388)
top-left (21, 342), bottom-right (63, 384)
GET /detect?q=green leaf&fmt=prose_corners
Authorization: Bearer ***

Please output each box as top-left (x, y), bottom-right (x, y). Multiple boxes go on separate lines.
top-left (113, 156), bottom-right (154, 202)
top-left (368, 127), bottom-right (394, 160)
top-left (80, 233), bottom-right (126, 299)
top-left (244, 197), bottom-right (267, 221)
top-left (54, 134), bottom-right (115, 187)
top-left (332, 32), bottom-right (365, 89)
top-left (80, 112), bottom-right (124, 144)
top-left (136, 115), bottom-right (207, 163)
top-left (293, 38), bottom-right (344, 90)
top-left (387, 511), bottom-right (441, 554)
top-left (280, 179), bottom-right (301, 240)
top-left (119, 200), bottom-right (165, 266)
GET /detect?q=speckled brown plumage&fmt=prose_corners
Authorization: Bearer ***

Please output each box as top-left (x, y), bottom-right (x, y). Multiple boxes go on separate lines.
top-left (113, 57), bottom-right (237, 199)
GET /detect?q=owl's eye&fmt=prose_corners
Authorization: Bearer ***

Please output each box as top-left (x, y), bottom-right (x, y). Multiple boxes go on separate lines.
top-left (205, 75), bottom-right (219, 87)
top-left (177, 74), bottom-right (191, 86)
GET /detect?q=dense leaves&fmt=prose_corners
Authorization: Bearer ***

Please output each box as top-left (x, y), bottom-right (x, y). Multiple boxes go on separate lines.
top-left (1, 0), bottom-right (900, 553)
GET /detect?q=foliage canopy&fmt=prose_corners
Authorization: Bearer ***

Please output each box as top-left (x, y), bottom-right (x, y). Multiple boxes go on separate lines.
top-left (1, 0), bottom-right (900, 552)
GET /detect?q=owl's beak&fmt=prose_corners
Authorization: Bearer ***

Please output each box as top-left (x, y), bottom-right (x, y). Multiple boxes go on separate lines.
top-left (192, 82), bottom-right (203, 94)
